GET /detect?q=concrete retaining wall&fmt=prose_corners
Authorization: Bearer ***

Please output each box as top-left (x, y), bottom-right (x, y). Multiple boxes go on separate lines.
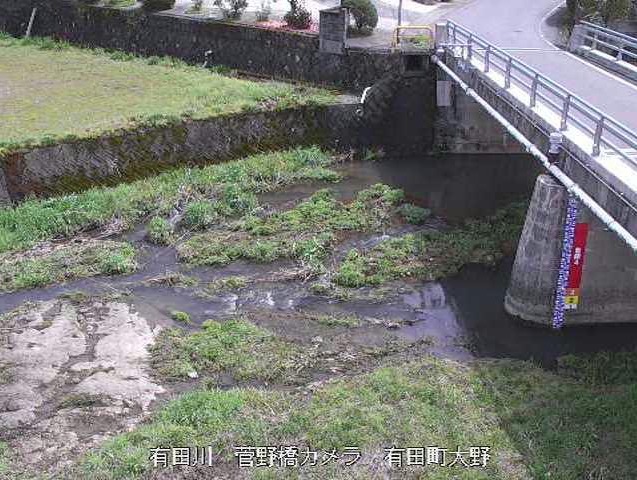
top-left (0, 104), bottom-right (365, 202)
top-left (434, 77), bottom-right (526, 154)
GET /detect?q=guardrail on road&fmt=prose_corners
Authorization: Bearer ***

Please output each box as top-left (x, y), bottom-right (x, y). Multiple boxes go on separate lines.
top-left (440, 20), bottom-right (637, 169)
top-left (574, 21), bottom-right (637, 63)
top-left (568, 21), bottom-right (637, 81)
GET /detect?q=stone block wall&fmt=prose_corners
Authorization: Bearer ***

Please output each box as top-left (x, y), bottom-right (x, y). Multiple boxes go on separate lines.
top-left (0, 0), bottom-right (401, 90)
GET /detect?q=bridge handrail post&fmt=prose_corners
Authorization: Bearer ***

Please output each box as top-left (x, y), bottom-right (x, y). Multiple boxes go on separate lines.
top-left (560, 94), bottom-right (572, 131)
top-left (467, 34), bottom-right (473, 61)
top-left (504, 56), bottom-right (512, 88)
top-left (484, 45), bottom-right (491, 72)
top-left (616, 41), bottom-right (624, 61)
top-left (593, 117), bottom-right (605, 156)
top-left (591, 30), bottom-right (598, 50)
top-left (530, 73), bottom-right (539, 107)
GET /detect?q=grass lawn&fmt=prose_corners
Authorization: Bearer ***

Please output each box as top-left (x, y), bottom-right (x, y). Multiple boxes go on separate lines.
top-left (0, 35), bottom-right (336, 152)
top-left (75, 352), bottom-right (637, 480)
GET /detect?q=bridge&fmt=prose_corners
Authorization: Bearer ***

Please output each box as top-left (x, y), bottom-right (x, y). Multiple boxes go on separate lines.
top-left (430, 20), bottom-right (637, 328)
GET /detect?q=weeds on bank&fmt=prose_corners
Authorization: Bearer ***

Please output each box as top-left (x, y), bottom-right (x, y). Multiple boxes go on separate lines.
top-left (0, 240), bottom-right (136, 292)
top-left (81, 351), bottom-right (637, 480)
top-left (81, 357), bottom-right (531, 480)
top-left (0, 147), bottom-right (337, 254)
top-left (471, 355), bottom-right (637, 480)
top-left (81, 388), bottom-right (290, 480)
top-left (0, 442), bottom-right (9, 475)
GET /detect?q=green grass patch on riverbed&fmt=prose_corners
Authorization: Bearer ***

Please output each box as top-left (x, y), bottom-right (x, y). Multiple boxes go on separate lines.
top-left (0, 442), bottom-right (9, 476)
top-left (0, 147), bottom-right (338, 254)
top-left (151, 318), bottom-right (308, 382)
top-left (80, 350), bottom-right (637, 480)
top-left (334, 202), bottom-right (526, 287)
top-left (177, 184), bottom-right (405, 271)
top-left (0, 34), bottom-right (335, 152)
top-left (0, 240), bottom-right (136, 292)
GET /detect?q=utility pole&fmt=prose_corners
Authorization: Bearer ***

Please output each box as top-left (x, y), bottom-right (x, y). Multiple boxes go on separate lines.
top-left (397, 0), bottom-right (403, 26)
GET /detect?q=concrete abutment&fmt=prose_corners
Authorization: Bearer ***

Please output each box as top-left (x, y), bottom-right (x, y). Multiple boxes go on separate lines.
top-left (506, 174), bottom-right (637, 326)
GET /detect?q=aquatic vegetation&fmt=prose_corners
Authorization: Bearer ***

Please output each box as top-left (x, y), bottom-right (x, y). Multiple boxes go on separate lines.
top-left (170, 311), bottom-right (192, 324)
top-left (182, 200), bottom-right (218, 230)
top-left (0, 240), bottom-right (136, 292)
top-left (306, 311), bottom-right (361, 327)
top-left (334, 202), bottom-right (527, 287)
top-left (397, 203), bottom-right (431, 224)
top-left (178, 184), bottom-right (406, 272)
top-left (146, 216), bottom-right (173, 245)
top-left (198, 276), bottom-right (249, 296)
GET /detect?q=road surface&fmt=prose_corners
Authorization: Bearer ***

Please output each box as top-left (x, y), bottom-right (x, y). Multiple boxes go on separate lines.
top-left (447, 0), bottom-right (637, 131)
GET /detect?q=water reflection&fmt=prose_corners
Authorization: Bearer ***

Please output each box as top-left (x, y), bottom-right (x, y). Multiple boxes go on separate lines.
top-left (443, 260), bottom-right (637, 366)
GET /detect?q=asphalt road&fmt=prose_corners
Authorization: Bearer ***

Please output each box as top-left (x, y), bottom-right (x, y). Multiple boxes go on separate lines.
top-left (446, 0), bottom-right (637, 130)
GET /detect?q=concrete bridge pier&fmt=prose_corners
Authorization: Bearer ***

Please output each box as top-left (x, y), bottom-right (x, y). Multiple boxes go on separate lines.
top-left (506, 174), bottom-right (637, 326)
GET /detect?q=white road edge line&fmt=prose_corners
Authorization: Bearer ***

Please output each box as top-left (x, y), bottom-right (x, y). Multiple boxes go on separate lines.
top-left (538, 1), bottom-right (637, 93)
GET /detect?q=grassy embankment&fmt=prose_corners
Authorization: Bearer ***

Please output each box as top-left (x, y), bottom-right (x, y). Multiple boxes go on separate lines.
top-left (0, 148), bottom-right (340, 290)
top-left (69, 351), bottom-right (637, 480)
top-left (0, 34), bottom-right (335, 153)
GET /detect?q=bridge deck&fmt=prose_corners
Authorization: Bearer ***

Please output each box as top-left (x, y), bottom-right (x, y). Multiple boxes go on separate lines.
top-left (448, 0), bottom-right (637, 131)
top-left (458, 46), bottom-right (637, 199)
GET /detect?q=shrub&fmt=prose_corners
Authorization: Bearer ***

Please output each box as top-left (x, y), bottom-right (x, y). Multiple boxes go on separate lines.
top-left (284, 0), bottom-right (312, 29)
top-left (142, 0), bottom-right (175, 11)
top-left (343, 0), bottom-right (378, 31)
top-left (570, 0), bottom-right (632, 26)
top-left (213, 0), bottom-right (248, 19)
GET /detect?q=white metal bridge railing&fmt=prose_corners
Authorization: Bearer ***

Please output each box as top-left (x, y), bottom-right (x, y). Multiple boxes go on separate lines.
top-left (578, 20), bottom-right (637, 63)
top-left (442, 20), bottom-right (637, 169)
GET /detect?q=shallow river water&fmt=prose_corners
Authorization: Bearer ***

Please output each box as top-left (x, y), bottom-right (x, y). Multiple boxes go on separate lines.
top-left (2, 153), bottom-right (637, 368)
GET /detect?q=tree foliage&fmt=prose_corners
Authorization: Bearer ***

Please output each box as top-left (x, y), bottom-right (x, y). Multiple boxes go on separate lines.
top-left (343, 0), bottom-right (378, 31)
top-left (284, 0), bottom-right (312, 29)
top-left (569, 0), bottom-right (633, 25)
top-left (213, 0), bottom-right (248, 19)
